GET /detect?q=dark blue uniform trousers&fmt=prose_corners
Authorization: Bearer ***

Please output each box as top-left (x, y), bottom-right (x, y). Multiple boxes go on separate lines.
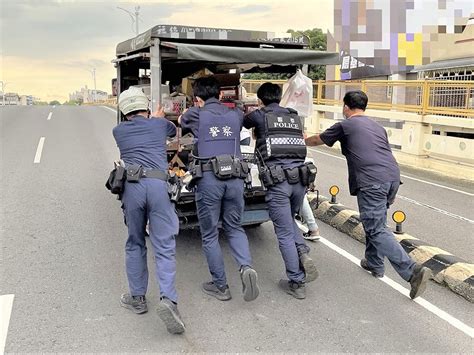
top-left (266, 181), bottom-right (310, 283)
top-left (196, 172), bottom-right (252, 288)
top-left (121, 179), bottom-right (179, 302)
top-left (356, 181), bottom-right (415, 281)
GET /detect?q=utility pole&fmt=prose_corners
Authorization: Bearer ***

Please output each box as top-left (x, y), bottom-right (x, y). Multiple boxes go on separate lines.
top-left (85, 68), bottom-right (97, 103)
top-left (0, 81), bottom-right (7, 106)
top-left (117, 5), bottom-right (141, 35)
top-left (93, 68), bottom-right (97, 103)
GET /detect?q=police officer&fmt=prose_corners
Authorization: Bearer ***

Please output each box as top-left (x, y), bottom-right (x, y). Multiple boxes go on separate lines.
top-left (113, 87), bottom-right (185, 334)
top-left (244, 82), bottom-right (318, 300)
top-left (179, 76), bottom-right (259, 302)
top-left (305, 90), bottom-right (431, 299)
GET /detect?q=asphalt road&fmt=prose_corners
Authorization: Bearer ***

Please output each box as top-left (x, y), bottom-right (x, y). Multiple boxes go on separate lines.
top-left (0, 105), bottom-right (473, 353)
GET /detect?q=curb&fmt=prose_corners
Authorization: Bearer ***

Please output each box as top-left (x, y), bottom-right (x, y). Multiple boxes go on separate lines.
top-left (307, 192), bottom-right (474, 303)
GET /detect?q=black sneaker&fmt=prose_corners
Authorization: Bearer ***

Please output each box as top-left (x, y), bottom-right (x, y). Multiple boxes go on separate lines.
top-left (157, 298), bottom-right (185, 334)
top-left (300, 253), bottom-right (319, 282)
top-left (278, 279), bottom-right (306, 299)
top-left (240, 266), bottom-right (260, 302)
top-left (120, 293), bottom-right (148, 314)
top-left (409, 265), bottom-right (432, 299)
top-left (201, 281), bottom-right (232, 301)
top-left (360, 259), bottom-right (384, 278)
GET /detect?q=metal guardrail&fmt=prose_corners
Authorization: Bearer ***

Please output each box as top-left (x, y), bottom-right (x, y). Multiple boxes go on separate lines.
top-left (241, 79), bottom-right (474, 118)
top-left (83, 98), bottom-right (117, 106)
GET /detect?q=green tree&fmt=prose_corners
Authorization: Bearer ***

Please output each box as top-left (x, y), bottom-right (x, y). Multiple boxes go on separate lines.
top-left (49, 100), bottom-right (61, 106)
top-left (243, 28), bottom-right (327, 81)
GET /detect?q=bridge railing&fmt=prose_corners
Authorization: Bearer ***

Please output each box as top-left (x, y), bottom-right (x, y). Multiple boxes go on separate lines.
top-left (241, 79), bottom-right (474, 118)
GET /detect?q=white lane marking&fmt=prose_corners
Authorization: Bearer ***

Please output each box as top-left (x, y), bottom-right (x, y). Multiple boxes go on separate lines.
top-left (400, 175), bottom-right (474, 197)
top-left (307, 147), bottom-right (474, 222)
top-left (297, 222), bottom-right (474, 338)
top-left (397, 195), bottom-right (474, 224)
top-left (0, 294), bottom-right (14, 354)
top-left (47, 112), bottom-right (52, 121)
top-left (34, 137), bottom-right (45, 164)
top-left (102, 106), bottom-right (116, 113)
top-left (308, 147), bottom-right (474, 196)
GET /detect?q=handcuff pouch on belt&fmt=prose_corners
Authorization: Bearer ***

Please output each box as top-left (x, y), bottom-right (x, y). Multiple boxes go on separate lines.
top-left (126, 165), bottom-right (143, 183)
top-left (211, 154), bottom-right (235, 180)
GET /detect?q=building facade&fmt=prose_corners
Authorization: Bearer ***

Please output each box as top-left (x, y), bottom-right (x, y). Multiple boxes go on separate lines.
top-left (328, 0), bottom-right (474, 80)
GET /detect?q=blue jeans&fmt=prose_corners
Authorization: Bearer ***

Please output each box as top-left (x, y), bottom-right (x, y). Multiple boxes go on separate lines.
top-left (121, 179), bottom-right (179, 302)
top-left (356, 181), bottom-right (415, 281)
top-left (266, 181), bottom-right (310, 283)
top-left (196, 172), bottom-right (252, 288)
top-left (300, 195), bottom-right (319, 232)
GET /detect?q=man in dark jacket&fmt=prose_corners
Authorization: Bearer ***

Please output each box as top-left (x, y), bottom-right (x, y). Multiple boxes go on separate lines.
top-left (305, 90), bottom-right (431, 299)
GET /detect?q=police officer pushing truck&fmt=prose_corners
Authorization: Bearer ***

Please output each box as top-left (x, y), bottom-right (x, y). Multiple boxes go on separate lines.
top-left (179, 76), bottom-right (260, 302)
top-left (244, 82), bottom-right (318, 300)
top-left (112, 87), bottom-right (185, 334)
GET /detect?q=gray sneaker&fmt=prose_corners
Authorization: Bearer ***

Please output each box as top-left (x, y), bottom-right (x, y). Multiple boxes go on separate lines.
top-left (409, 265), bottom-right (432, 299)
top-left (120, 294), bottom-right (148, 314)
top-left (201, 281), bottom-right (232, 301)
top-left (240, 266), bottom-right (260, 302)
top-left (278, 279), bottom-right (306, 299)
top-left (157, 298), bottom-right (186, 334)
top-left (300, 253), bottom-right (319, 282)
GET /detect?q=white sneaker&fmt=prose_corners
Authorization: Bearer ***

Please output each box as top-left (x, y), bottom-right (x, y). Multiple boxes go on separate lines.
top-left (303, 230), bottom-right (321, 241)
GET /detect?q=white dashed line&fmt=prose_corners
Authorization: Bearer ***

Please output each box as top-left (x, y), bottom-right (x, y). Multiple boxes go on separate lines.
top-left (295, 221), bottom-right (473, 338)
top-left (399, 175), bottom-right (474, 197)
top-left (34, 137), bottom-right (45, 164)
top-left (0, 294), bottom-right (14, 354)
top-left (47, 112), bottom-right (52, 120)
top-left (307, 147), bottom-right (473, 196)
top-left (397, 195), bottom-right (474, 224)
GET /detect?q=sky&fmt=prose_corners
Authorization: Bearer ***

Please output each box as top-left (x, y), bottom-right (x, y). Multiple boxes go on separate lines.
top-left (0, 0), bottom-right (333, 102)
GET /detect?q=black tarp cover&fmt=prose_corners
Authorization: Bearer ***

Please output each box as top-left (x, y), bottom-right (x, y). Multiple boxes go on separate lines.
top-left (160, 42), bottom-right (340, 65)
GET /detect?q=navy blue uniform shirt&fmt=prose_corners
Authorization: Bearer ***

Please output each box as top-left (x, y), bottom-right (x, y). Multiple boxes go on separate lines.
top-left (319, 115), bottom-right (400, 195)
top-left (244, 103), bottom-right (304, 168)
top-left (113, 114), bottom-right (176, 172)
top-left (180, 98), bottom-right (244, 138)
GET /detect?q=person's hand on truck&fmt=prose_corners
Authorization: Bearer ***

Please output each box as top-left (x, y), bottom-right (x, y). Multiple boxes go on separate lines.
top-left (152, 104), bottom-right (166, 118)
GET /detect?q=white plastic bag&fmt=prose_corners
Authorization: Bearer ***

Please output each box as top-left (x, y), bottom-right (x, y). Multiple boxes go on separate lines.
top-left (280, 69), bottom-right (313, 117)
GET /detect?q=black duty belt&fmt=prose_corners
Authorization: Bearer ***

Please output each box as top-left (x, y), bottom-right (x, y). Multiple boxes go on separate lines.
top-left (141, 169), bottom-right (168, 181)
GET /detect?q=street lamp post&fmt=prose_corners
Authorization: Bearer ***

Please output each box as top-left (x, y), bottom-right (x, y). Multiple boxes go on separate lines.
top-left (117, 5), bottom-right (141, 35)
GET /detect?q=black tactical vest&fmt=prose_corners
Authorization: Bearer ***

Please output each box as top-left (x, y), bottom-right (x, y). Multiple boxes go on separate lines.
top-left (256, 107), bottom-right (307, 162)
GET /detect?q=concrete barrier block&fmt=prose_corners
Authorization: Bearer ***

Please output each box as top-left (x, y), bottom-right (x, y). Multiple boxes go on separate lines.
top-left (306, 193), bottom-right (474, 302)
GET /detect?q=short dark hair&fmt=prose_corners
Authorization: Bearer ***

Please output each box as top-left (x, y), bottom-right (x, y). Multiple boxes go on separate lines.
top-left (343, 90), bottom-right (368, 111)
top-left (257, 82), bottom-right (282, 106)
top-left (192, 76), bottom-right (220, 101)
top-left (126, 109), bottom-right (147, 119)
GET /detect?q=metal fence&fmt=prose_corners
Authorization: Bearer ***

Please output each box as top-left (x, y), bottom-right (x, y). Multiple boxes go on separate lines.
top-left (241, 79), bottom-right (474, 118)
